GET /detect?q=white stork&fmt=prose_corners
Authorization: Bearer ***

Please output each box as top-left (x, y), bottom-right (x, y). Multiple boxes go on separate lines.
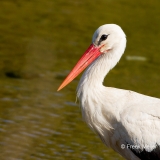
top-left (57, 24), bottom-right (160, 160)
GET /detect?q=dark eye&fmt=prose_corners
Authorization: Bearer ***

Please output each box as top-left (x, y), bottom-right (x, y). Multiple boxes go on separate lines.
top-left (100, 34), bottom-right (108, 41)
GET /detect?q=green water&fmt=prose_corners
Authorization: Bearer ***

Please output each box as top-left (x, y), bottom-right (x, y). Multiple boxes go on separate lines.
top-left (0, 0), bottom-right (160, 160)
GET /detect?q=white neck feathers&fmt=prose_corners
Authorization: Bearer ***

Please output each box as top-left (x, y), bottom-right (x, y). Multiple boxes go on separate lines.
top-left (77, 38), bottom-right (126, 99)
top-left (76, 39), bottom-right (126, 138)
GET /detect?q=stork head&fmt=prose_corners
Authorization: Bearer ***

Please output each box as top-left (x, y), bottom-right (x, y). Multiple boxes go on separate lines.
top-left (57, 24), bottom-right (126, 91)
top-left (92, 24), bottom-right (126, 53)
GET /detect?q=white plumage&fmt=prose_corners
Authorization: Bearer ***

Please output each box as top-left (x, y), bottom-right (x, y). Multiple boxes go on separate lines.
top-left (58, 24), bottom-right (160, 160)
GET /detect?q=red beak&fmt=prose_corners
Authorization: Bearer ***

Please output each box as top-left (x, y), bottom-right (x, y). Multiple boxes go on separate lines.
top-left (57, 44), bottom-right (102, 91)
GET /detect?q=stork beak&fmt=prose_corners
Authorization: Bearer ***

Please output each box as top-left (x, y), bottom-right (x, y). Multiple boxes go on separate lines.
top-left (57, 44), bottom-right (102, 91)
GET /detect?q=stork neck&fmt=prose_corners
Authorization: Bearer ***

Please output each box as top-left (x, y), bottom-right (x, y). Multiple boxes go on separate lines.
top-left (77, 49), bottom-right (121, 96)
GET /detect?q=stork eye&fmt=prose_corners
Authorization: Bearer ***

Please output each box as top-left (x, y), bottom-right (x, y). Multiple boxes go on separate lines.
top-left (100, 34), bottom-right (108, 41)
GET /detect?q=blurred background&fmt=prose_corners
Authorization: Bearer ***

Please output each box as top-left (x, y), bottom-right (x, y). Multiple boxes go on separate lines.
top-left (0, 0), bottom-right (160, 160)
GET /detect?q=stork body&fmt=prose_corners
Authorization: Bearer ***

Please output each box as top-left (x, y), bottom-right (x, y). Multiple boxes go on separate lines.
top-left (58, 24), bottom-right (160, 160)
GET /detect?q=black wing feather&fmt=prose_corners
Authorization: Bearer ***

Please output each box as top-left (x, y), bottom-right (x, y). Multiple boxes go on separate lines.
top-left (129, 144), bottom-right (160, 160)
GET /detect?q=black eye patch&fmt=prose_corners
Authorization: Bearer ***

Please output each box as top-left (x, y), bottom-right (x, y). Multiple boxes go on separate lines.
top-left (100, 34), bottom-right (109, 41)
top-left (98, 34), bottom-right (109, 45)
